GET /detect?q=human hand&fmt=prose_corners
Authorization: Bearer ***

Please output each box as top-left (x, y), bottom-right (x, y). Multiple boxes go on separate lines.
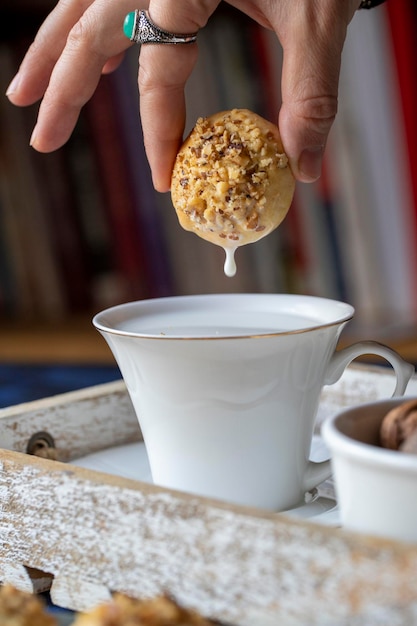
top-left (6, 0), bottom-right (361, 192)
top-left (137, 0), bottom-right (361, 190)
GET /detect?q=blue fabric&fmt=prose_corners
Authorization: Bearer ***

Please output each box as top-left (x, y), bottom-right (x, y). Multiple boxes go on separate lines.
top-left (43, 593), bottom-right (75, 622)
top-left (0, 363), bottom-right (121, 408)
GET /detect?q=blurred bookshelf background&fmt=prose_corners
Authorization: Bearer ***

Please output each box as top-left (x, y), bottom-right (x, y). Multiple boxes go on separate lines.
top-left (0, 0), bottom-right (416, 402)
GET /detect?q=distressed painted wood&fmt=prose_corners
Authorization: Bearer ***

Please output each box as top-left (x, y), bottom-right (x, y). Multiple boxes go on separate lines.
top-left (0, 380), bottom-right (141, 461)
top-left (0, 364), bottom-right (417, 625)
top-left (0, 563), bottom-right (53, 594)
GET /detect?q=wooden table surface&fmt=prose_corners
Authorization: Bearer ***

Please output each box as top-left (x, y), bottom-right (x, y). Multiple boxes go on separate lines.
top-left (0, 315), bottom-right (417, 365)
top-left (0, 316), bottom-right (114, 364)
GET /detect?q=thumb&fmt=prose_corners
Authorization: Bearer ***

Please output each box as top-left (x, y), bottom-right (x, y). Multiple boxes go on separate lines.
top-left (277, 2), bottom-right (353, 182)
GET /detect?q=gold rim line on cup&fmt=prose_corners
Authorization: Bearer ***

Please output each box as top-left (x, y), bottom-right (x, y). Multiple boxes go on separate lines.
top-left (93, 315), bottom-right (353, 341)
top-left (93, 295), bottom-right (355, 340)
top-left (93, 317), bottom-right (355, 341)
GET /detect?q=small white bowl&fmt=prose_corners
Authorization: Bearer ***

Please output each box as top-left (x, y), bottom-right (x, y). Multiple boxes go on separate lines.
top-left (322, 397), bottom-right (417, 543)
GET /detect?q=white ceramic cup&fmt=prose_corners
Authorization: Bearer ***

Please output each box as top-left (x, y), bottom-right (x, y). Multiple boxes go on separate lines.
top-left (322, 397), bottom-right (417, 543)
top-left (93, 294), bottom-right (414, 511)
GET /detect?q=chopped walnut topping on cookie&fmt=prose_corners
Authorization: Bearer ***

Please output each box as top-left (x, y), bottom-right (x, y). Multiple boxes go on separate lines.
top-left (171, 109), bottom-right (295, 250)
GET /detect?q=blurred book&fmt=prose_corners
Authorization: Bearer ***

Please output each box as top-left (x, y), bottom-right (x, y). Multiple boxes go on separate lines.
top-left (0, 5), bottom-right (416, 337)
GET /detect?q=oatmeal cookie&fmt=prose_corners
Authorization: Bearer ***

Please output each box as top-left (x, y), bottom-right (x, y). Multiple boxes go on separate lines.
top-left (171, 109), bottom-right (295, 249)
top-left (72, 593), bottom-right (217, 626)
top-left (0, 585), bottom-right (57, 626)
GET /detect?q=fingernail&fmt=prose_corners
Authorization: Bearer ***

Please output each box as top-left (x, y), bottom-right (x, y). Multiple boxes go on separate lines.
top-left (6, 72), bottom-right (20, 97)
top-left (298, 146), bottom-right (324, 182)
top-left (30, 125), bottom-right (38, 148)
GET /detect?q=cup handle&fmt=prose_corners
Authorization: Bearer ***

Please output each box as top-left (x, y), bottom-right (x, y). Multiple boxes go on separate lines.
top-left (324, 340), bottom-right (415, 396)
top-left (302, 341), bottom-right (414, 493)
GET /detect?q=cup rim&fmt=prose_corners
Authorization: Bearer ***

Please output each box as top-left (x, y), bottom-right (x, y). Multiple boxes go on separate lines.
top-left (92, 293), bottom-right (355, 340)
top-left (322, 397), bottom-right (417, 472)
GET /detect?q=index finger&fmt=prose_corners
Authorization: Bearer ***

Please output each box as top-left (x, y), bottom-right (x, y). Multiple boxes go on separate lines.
top-left (20, 0), bottom-right (144, 153)
top-left (7, 0), bottom-right (96, 107)
top-left (138, 0), bottom-right (220, 192)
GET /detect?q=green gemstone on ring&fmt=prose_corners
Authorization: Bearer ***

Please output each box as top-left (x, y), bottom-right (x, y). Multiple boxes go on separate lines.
top-left (123, 11), bottom-right (136, 40)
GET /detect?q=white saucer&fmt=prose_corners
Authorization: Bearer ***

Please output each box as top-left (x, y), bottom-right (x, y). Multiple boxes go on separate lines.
top-left (73, 437), bottom-right (339, 526)
top-left (74, 440), bottom-right (153, 483)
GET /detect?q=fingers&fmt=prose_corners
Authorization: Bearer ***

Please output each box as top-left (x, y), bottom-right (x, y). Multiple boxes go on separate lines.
top-left (7, 0), bottom-right (144, 153)
top-left (102, 51), bottom-right (126, 74)
top-left (6, 0), bottom-right (93, 107)
top-left (6, 0), bottom-right (358, 189)
top-left (273, 0), bottom-right (358, 182)
top-left (140, 0), bottom-right (358, 190)
top-left (138, 0), bottom-right (220, 191)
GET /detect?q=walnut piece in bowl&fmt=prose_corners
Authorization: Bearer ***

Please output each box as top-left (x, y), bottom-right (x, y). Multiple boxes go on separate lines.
top-left (171, 109), bottom-right (295, 276)
top-left (380, 398), bottom-right (417, 453)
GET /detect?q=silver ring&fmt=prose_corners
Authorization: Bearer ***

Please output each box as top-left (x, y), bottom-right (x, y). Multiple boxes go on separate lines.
top-left (130, 10), bottom-right (198, 45)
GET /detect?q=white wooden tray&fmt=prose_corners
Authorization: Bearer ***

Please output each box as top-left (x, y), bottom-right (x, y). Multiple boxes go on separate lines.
top-left (1, 363), bottom-right (417, 625)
